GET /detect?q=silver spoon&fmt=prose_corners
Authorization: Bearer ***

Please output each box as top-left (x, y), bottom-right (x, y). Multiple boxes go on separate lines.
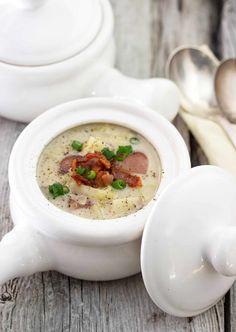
top-left (215, 59), bottom-right (236, 123)
top-left (166, 45), bottom-right (236, 148)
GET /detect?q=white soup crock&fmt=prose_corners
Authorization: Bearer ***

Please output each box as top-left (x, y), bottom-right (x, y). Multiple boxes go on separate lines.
top-left (0, 0), bottom-right (179, 122)
top-left (0, 98), bottom-right (190, 285)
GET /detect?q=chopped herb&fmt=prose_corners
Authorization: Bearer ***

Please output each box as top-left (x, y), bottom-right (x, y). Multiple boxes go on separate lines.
top-left (48, 182), bottom-right (70, 199)
top-left (101, 147), bottom-right (116, 160)
top-left (62, 186), bottom-right (70, 194)
top-left (71, 140), bottom-right (83, 151)
top-left (115, 145), bottom-right (133, 161)
top-left (129, 137), bottom-right (140, 145)
top-left (111, 179), bottom-right (127, 190)
top-left (86, 170), bottom-right (97, 180)
top-left (76, 166), bottom-right (86, 175)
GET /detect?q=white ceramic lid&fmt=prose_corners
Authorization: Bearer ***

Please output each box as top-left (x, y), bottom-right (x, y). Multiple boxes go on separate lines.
top-left (0, 0), bottom-right (103, 66)
top-left (141, 165), bottom-right (236, 317)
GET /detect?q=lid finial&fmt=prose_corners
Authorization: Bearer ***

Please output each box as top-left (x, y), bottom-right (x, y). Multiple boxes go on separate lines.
top-left (206, 227), bottom-right (236, 277)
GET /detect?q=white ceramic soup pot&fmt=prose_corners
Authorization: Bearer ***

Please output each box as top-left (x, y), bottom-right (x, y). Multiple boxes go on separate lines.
top-left (0, 98), bottom-right (190, 285)
top-left (0, 0), bottom-right (178, 122)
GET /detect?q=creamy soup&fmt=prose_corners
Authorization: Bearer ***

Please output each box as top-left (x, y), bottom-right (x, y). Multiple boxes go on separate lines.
top-left (37, 123), bottom-right (162, 219)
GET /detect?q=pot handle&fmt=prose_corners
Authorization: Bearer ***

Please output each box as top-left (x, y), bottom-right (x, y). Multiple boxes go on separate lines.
top-left (0, 224), bottom-right (53, 285)
top-left (87, 66), bottom-right (180, 122)
top-left (206, 227), bottom-right (236, 277)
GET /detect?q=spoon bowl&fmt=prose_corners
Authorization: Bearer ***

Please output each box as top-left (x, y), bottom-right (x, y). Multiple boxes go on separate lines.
top-left (167, 45), bottom-right (219, 117)
top-left (166, 45), bottom-right (236, 149)
top-left (215, 59), bottom-right (236, 123)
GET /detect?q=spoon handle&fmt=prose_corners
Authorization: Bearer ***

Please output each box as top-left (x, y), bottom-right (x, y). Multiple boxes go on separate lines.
top-left (213, 115), bottom-right (236, 149)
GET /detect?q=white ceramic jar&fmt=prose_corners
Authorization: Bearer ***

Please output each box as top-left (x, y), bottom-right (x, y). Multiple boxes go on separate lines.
top-left (0, 0), bottom-right (178, 122)
top-left (0, 98), bottom-right (190, 284)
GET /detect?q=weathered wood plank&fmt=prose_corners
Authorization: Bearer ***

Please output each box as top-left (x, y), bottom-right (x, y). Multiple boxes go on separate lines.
top-left (0, 118), bottom-right (25, 238)
top-left (0, 1), bottom-right (225, 331)
top-left (152, 0), bottom-right (224, 167)
top-left (220, 1), bottom-right (236, 331)
top-left (221, 0), bottom-right (236, 58)
top-left (149, 0), bottom-right (220, 160)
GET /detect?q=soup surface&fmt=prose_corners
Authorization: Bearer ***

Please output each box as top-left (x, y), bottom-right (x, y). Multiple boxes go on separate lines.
top-left (37, 123), bottom-right (162, 219)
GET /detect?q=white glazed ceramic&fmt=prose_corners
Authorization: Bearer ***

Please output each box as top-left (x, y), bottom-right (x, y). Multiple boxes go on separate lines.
top-left (141, 166), bottom-right (236, 317)
top-left (0, 0), bottom-right (179, 122)
top-left (0, 98), bottom-right (190, 285)
top-left (0, 0), bottom-right (103, 66)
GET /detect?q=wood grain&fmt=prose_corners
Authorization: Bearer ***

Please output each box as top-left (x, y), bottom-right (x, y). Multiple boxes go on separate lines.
top-left (0, 0), bottom-right (228, 331)
top-left (221, 0), bottom-right (236, 58)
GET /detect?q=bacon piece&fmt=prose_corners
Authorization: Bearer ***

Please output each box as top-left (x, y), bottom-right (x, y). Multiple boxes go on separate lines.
top-left (119, 152), bottom-right (148, 174)
top-left (80, 157), bottom-right (108, 173)
top-left (60, 154), bottom-right (86, 173)
top-left (80, 157), bottom-right (101, 171)
top-left (99, 155), bottom-right (111, 169)
top-left (72, 159), bottom-right (77, 176)
top-left (101, 172), bottom-right (114, 186)
top-left (62, 151), bottom-right (142, 189)
top-left (85, 152), bottom-right (111, 169)
top-left (95, 171), bottom-right (114, 188)
top-left (60, 152), bottom-right (111, 175)
top-left (111, 164), bottom-right (142, 188)
top-left (72, 173), bottom-right (91, 186)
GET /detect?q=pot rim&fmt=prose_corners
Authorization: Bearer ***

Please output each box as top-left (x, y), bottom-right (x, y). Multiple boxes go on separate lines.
top-left (0, 0), bottom-right (113, 70)
top-left (9, 98), bottom-right (190, 246)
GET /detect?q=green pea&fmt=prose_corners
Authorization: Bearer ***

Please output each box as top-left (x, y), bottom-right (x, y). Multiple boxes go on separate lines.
top-left (71, 140), bottom-right (83, 152)
top-left (115, 145), bottom-right (133, 161)
top-left (101, 147), bottom-right (116, 160)
top-left (86, 170), bottom-right (97, 180)
top-left (48, 182), bottom-right (70, 199)
top-left (111, 179), bottom-right (127, 190)
top-left (76, 166), bottom-right (86, 175)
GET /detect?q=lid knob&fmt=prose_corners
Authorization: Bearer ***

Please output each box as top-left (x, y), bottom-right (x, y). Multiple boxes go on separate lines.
top-left (206, 227), bottom-right (236, 277)
top-left (12, 0), bottom-right (47, 9)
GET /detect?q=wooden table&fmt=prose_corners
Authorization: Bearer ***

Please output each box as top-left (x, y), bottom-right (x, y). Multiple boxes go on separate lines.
top-left (0, 0), bottom-right (235, 331)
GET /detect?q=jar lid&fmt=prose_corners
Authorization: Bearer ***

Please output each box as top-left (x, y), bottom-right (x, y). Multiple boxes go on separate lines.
top-left (0, 0), bottom-right (103, 66)
top-left (141, 166), bottom-right (236, 317)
